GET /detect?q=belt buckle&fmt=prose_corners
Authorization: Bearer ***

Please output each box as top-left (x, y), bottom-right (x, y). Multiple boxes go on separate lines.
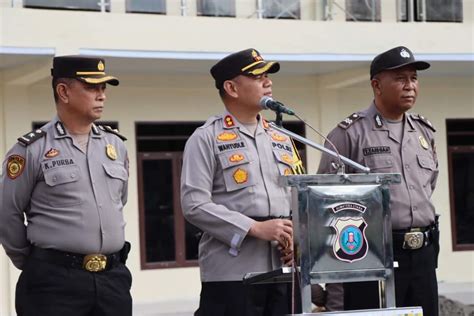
top-left (83, 254), bottom-right (107, 272)
top-left (403, 231), bottom-right (424, 250)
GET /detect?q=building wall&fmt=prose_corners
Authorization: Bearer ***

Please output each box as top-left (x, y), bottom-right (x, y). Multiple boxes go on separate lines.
top-left (0, 1), bottom-right (473, 314)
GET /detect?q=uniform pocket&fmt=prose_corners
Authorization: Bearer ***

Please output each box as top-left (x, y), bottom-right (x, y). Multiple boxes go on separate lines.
top-left (272, 150), bottom-right (295, 175)
top-left (103, 162), bottom-right (128, 203)
top-left (43, 165), bottom-right (83, 207)
top-left (364, 155), bottom-right (394, 173)
top-left (217, 151), bottom-right (255, 192)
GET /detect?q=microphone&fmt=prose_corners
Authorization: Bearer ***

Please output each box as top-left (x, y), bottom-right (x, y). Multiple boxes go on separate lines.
top-left (259, 96), bottom-right (295, 116)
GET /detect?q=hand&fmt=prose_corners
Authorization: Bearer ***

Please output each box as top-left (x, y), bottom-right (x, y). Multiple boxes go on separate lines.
top-left (278, 241), bottom-right (294, 266)
top-left (248, 219), bottom-right (293, 248)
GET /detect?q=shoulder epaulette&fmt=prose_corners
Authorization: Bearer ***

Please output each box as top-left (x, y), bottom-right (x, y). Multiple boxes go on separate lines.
top-left (99, 125), bottom-right (127, 141)
top-left (199, 115), bottom-right (220, 129)
top-left (338, 113), bottom-right (362, 130)
top-left (17, 129), bottom-right (46, 146)
top-left (411, 113), bottom-right (436, 132)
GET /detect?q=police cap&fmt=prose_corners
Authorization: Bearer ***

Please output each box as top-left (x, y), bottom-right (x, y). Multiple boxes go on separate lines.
top-left (51, 55), bottom-right (119, 86)
top-left (370, 46), bottom-right (430, 79)
top-left (210, 48), bottom-right (280, 89)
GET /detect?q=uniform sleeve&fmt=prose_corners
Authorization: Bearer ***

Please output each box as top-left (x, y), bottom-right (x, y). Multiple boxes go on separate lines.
top-left (180, 129), bottom-right (254, 251)
top-left (430, 136), bottom-right (439, 192)
top-left (121, 149), bottom-right (129, 206)
top-left (0, 144), bottom-right (38, 269)
top-left (317, 127), bottom-right (354, 174)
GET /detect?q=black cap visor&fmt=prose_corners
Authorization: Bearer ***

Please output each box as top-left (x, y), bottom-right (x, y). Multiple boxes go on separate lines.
top-left (373, 61), bottom-right (430, 79)
top-left (77, 75), bottom-right (119, 86)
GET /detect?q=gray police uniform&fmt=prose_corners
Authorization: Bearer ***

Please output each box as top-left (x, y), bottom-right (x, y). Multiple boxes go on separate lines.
top-left (318, 102), bottom-right (438, 229)
top-left (318, 102), bottom-right (439, 315)
top-left (181, 111), bottom-right (297, 282)
top-left (0, 116), bottom-right (129, 269)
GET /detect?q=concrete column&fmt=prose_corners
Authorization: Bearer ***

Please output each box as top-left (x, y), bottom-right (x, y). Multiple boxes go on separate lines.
top-left (236, 0), bottom-right (257, 19)
top-left (381, 0), bottom-right (397, 22)
top-left (110, 0), bottom-right (125, 14)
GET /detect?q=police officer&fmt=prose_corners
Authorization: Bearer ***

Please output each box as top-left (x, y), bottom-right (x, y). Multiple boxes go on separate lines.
top-left (0, 56), bottom-right (131, 316)
top-left (181, 48), bottom-right (303, 315)
top-left (318, 46), bottom-right (440, 315)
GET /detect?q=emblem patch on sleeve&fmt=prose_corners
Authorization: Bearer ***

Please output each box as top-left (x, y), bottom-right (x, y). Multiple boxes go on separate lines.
top-left (7, 155), bottom-right (25, 179)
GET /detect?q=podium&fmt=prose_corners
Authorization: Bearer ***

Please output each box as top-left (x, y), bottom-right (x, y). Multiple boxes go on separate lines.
top-left (243, 122), bottom-right (419, 314)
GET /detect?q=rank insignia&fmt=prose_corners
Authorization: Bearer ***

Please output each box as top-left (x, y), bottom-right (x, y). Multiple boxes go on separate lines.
top-left (233, 168), bottom-right (248, 184)
top-left (229, 153), bottom-right (245, 163)
top-left (224, 115), bottom-right (235, 128)
top-left (106, 144), bottom-right (117, 160)
top-left (7, 155), bottom-right (25, 180)
top-left (281, 153), bottom-right (293, 165)
top-left (419, 135), bottom-right (429, 150)
top-left (284, 168), bottom-right (293, 175)
top-left (45, 148), bottom-right (60, 158)
top-left (271, 133), bottom-right (287, 142)
top-left (217, 132), bottom-right (238, 142)
top-left (332, 217), bottom-right (368, 263)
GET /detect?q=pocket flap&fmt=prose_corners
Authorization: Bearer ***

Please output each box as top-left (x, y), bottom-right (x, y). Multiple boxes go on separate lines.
top-left (417, 155), bottom-right (435, 171)
top-left (103, 163), bottom-right (128, 181)
top-left (44, 165), bottom-right (81, 186)
top-left (273, 150), bottom-right (294, 167)
top-left (364, 155), bottom-right (394, 170)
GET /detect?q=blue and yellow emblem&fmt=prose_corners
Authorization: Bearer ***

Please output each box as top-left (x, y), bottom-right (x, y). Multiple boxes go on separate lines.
top-left (332, 218), bottom-right (368, 263)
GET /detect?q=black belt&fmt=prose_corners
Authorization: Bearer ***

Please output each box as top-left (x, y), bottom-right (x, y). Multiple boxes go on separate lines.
top-left (392, 225), bottom-right (435, 250)
top-left (249, 215), bottom-right (292, 222)
top-left (30, 246), bottom-right (122, 272)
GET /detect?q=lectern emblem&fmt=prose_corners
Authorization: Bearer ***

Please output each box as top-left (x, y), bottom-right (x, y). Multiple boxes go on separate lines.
top-left (333, 218), bottom-right (368, 263)
top-left (330, 202), bottom-right (368, 263)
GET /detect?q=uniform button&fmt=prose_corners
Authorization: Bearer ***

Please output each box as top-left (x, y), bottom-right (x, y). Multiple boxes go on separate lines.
top-left (409, 185), bottom-right (414, 190)
top-left (413, 206), bottom-right (418, 211)
top-left (52, 176), bottom-right (57, 182)
top-left (405, 164), bottom-right (410, 169)
top-left (70, 173), bottom-right (76, 178)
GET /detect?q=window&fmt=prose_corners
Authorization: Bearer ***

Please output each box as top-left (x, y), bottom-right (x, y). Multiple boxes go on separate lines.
top-left (137, 120), bottom-right (306, 269)
top-left (263, 0), bottom-right (301, 19)
top-left (126, 0), bottom-right (166, 14)
top-left (197, 0), bottom-right (235, 17)
top-left (345, 0), bottom-right (380, 22)
top-left (23, 0), bottom-right (110, 12)
top-left (447, 119), bottom-right (474, 251)
top-left (398, 0), bottom-right (463, 22)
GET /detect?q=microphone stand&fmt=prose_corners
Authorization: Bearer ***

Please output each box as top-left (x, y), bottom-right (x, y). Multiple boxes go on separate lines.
top-left (274, 109), bottom-right (284, 127)
top-left (269, 121), bottom-right (370, 174)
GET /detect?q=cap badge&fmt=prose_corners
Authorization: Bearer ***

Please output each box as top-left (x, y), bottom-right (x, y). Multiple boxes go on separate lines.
top-left (106, 144), bottom-right (117, 160)
top-left (419, 135), bottom-right (429, 150)
top-left (400, 49), bottom-right (411, 58)
top-left (7, 155), bottom-right (25, 180)
top-left (45, 148), bottom-right (60, 158)
top-left (251, 50), bottom-right (263, 62)
top-left (233, 168), bottom-right (248, 184)
top-left (224, 115), bottom-right (235, 128)
top-left (217, 132), bottom-right (238, 142)
top-left (229, 153), bottom-right (245, 163)
top-left (97, 61), bottom-right (105, 71)
top-left (271, 133), bottom-right (287, 142)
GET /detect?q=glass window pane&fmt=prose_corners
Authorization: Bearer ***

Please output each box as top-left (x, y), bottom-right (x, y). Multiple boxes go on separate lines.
top-left (418, 0), bottom-right (463, 22)
top-left (197, 0), bottom-right (236, 17)
top-left (143, 159), bottom-right (176, 262)
top-left (452, 151), bottom-right (474, 245)
top-left (126, 0), bottom-right (166, 14)
top-left (23, 0), bottom-right (110, 11)
top-left (263, 0), bottom-right (301, 19)
top-left (345, 0), bottom-right (381, 22)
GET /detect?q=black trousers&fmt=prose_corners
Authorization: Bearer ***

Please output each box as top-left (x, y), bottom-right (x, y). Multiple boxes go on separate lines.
top-left (15, 257), bottom-right (132, 316)
top-left (195, 281), bottom-right (291, 316)
top-left (343, 243), bottom-right (438, 316)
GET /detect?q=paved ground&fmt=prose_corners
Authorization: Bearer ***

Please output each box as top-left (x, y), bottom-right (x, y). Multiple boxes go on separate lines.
top-left (133, 282), bottom-right (474, 316)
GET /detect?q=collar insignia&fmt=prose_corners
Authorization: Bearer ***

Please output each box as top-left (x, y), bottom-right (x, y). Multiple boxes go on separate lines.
top-left (224, 115), bottom-right (235, 128)
top-left (55, 122), bottom-right (66, 136)
top-left (374, 114), bottom-right (383, 128)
